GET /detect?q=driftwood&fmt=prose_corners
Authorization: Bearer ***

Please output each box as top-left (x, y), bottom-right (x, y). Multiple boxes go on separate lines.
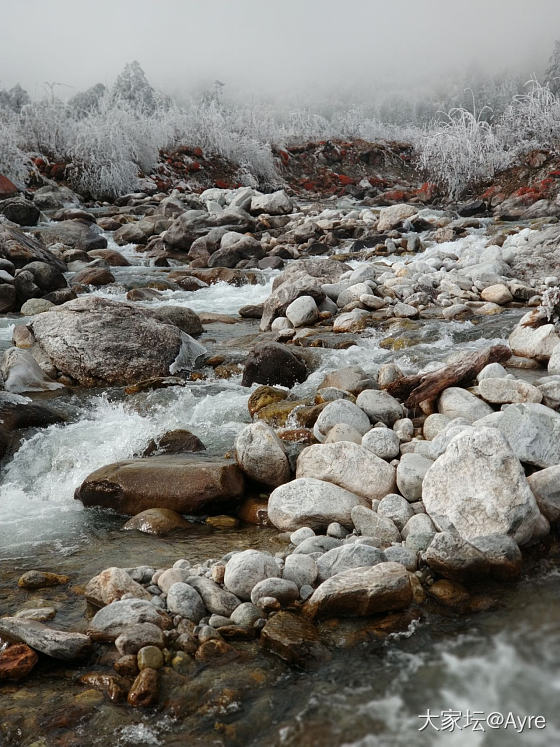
top-left (385, 344), bottom-right (511, 407)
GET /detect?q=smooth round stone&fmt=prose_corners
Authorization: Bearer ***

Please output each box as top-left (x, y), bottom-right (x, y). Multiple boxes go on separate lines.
top-left (377, 494), bottom-right (414, 531)
top-left (361, 427), bottom-right (400, 460)
top-left (290, 527), bottom-right (315, 546)
top-left (250, 577), bottom-right (299, 606)
top-left (230, 602), bottom-right (261, 628)
top-left (383, 545), bottom-right (417, 571)
top-left (282, 554), bottom-right (318, 587)
top-left (137, 645), bottom-right (163, 670)
top-left (326, 522), bottom-right (349, 539)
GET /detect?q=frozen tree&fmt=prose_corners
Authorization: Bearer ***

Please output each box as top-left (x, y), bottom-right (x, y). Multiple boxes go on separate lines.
top-left (545, 41), bottom-right (560, 95)
top-left (111, 61), bottom-right (157, 113)
top-left (69, 83), bottom-right (106, 116)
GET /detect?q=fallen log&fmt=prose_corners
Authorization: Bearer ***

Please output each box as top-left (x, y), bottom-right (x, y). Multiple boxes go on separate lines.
top-left (385, 344), bottom-right (511, 407)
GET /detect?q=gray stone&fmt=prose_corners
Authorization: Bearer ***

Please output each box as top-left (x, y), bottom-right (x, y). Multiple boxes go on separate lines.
top-left (88, 599), bottom-right (167, 638)
top-left (250, 578), bottom-right (299, 606)
top-left (285, 295), bottom-right (319, 327)
top-left (230, 602), bottom-right (261, 627)
top-left (0, 618), bottom-right (91, 660)
top-left (290, 527), bottom-right (315, 546)
top-left (438, 387), bottom-right (493, 422)
top-left (223, 550), bottom-right (282, 601)
top-left (316, 544), bottom-right (385, 582)
top-left (422, 427), bottom-right (547, 545)
top-left (527, 465), bottom-right (560, 522)
top-left (85, 567), bottom-right (150, 607)
top-left (292, 536), bottom-right (342, 555)
top-left (157, 568), bottom-right (192, 594)
top-left (350, 506), bottom-right (401, 548)
top-left (355, 389), bottom-right (404, 426)
top-left (166, 583), bottom-right (206, 622)
top-left (234, 421), bottom-right (290, 487)
top-left (401, 513), bottom-right (436, 539)
top-left (313, 399), bottom-right (371, 442)
top-left (185, 577), bottom-right (240, 617)
top-left (282, 554), bottom-right (318, 587)
top-left (475, 403), bottom-right (560, 468)
top-left (296, 441), bottom-right (396, 501)
top-left (377, 494), bottom-right (414, 530)
top-left (268, 477), bottom-right (368, 532)
top-left (396, 453), bottom-right (434, 501)
top-left (478, 377), bottom-right (542, 404)
top-left (361, 427), bottom-right (400, 460)
top-left (114, 623), bottom-right (164, 655)
top-left (383, 545), bottom-right (417, 571)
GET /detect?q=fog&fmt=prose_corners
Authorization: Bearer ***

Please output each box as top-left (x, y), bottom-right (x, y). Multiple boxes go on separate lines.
top-left (2, 0), bottom-right (560, 101)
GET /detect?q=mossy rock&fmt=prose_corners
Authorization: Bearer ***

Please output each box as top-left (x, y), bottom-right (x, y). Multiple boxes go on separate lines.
top-left (379, 336), bottom-right (416, 351)
top-left (248, 385), bottom-right (288, 417)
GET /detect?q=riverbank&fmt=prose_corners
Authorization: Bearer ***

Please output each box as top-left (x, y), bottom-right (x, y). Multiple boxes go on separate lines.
top-left (1, 149), bottom-right (560, 745)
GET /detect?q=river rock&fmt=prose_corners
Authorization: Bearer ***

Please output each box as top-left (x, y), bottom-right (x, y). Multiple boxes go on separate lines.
top-left (268, 477), bottom-right (368, 532)
top-left (251, 578), bottom-right (299, 606)
top-left (166, 583), bottom-right (206, 622)
top-left (260, 611), bottom-right (327, 665)
top-left (85, 567), bottom-right (151, 607)
top-left (128, 667), bottom-right (158, 707)
top-left (377, 494), bottom-right (415, 530)
top-left (282, 554), bottom-right (318, 587)
top-left (469, 534), bottom-right (523, 580)
top-left (29, 296), bottom-right (206, 386)
top-left (527, 465), bottom-right (560, 522)
top-left (230, 602), bottom-right (261, 627)
top-left (39, 219), bottom-right (107, 251)
top-left (1, 348), bottom-right (63, 393)
top-left (350, 506), bottom-right (401, 547)
top-left (396, 453), bottom-right (434, 501)
top-left (509, 311), bottom-right (560, 360)
top-left (296, 441), bottom-right (395, 500)
top-left (422, 427), bottom-right (546, 545)
top-left (186, 577), bottom-right (241, 617)
top-left (401, 513), bottom-right (436, 539)
top-left (242, 342), bottom-right (307, 388)
top-left (123, 508), bottom-right (192, 535)
top-left (475, 403), bottom-right (560, 468)
top-left (285, 295), bottom-right (319, 327)
top-left (305, 561), bottom-right (412, 619)
top-left (318, 366), bottom-right (373, 394)
top-left (156, 568), bottom-right (191, 593)
top-left (324, 423), bottom-right (363, 444)
top-left (17, 571), bottom-right (69, 590)
top-left (438, 387), bottom-right (493, 421)
top-left (361, 427), bottom-right (400, 459)
top-left (224, 550), bottom-right (282, 601)
top-left (423, 532), bottom-right (489, 581)
top-left (478, 377), bottom-right (542, 404)
top-left (150, 306), bottom-right (203, 336)
top-left (0, 644), bottom-right (38, 681)
top-left (355, 389), bottom-right (404, 426)
top-left (313, 399), bottom-right (371, 442)
top-left (0, 618), bottom-right (91, 660)
top-left (292, 535), bottom-right (342, 555)
top-left (114, 623), bottom-right (164, 655)
top-left (250, 190), bottom-right (293, 215)
top-left (234, 421), bottom-right (290, 487)
top-left (548, 344), bottom-right (560, 374)
top-left (88, 599), bottom-right (169, 638)
top-left (316, 544), bottom-right (385, 582)
top-left (0, 225), bottom-right (66, 271)
top-left (75, 455), bottom-right (244, 515)
top-left (377, 204), bottom-right (417, 232)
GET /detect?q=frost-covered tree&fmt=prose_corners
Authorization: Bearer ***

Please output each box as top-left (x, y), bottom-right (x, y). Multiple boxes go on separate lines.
top-left (69, 83), bottom-right (106, 116)
top-left (111, 61), bottom-right (156, 113)
top-left (0, 83), bottom-right (30, 112)
top-left (545, 41), bottom-right (560, 95)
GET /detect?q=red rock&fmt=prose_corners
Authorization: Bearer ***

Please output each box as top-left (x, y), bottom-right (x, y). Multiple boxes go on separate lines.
top-left (0, 644), bottom-right (38, 680)
top-left (0, 174), bottom-right (18, 198)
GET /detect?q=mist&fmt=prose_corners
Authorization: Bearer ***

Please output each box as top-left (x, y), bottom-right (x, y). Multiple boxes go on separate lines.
top-left (2, 0), bottom-right (560, 103)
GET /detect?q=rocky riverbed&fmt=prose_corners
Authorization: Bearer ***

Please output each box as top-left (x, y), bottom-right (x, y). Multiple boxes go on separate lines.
top-left (1, 162), bottom-right (560, 746)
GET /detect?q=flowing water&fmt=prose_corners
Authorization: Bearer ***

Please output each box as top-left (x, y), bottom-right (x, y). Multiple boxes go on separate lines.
top-left (1, 223), bottom-right (558, 746)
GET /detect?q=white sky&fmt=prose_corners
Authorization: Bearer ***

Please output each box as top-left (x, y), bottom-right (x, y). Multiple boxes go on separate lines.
top-left (1, 0), bottom-right (558, 100)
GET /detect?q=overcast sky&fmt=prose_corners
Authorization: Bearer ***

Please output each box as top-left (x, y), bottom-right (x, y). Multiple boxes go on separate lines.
top-left (2, 0), bottom-right (559, 100)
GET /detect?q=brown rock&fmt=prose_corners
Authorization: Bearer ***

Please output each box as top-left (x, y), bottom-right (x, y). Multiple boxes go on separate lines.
top-left (88, 249), bottom-right (130, 266)
top-left (75, 456), bottom-right (245, 515)
top-left (0, 644), bottom-right (38, 681)
top-left (278, 428), bottom-right (317, 444)
top-left (114, 654), bottom-right (139, 678)
top-left (248, 385), bottom-right (289, 417)
top-left (127, 667), bottom-right (159, 707)
top-left (260, 611), bottom-right (328, 665)
top-left (84, 567), bottom-right (151, 606)
top-left (195, 639), bottom-right (239, 663)
top-left (18, 570), bottom-right (69, 590)
top-left (256, 400), bottom-right (305, 427)
top-left (237, 497), bottom-right (269, 525)
top-left (79, 672), bottom-right (129, 702)
top-left (304, 562), bottom-right (412, 619)
top-left (0, 174), bottom-right (18, 198)
top-left (427, 579), bottom-right (470, 609)
top-left (206, 515), bottom-right (239, 529)
top-left (123, 508), bottom-right (192, 536)
top-left (143, 430), bottom-right (206, 457)
top-left (71, 267), bottom-right (115, 286)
